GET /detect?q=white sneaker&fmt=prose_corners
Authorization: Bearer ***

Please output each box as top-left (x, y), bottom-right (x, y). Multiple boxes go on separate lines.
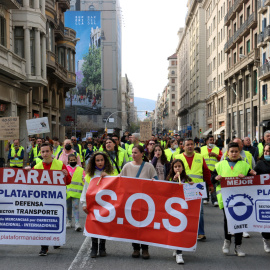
top-left (222, 239), bottom-right (231, 254)
top-left (176, 254), bottom-right (184, 264)
top-left (172, 250), bottom-right (176, 257)
top-left (263, 238), bottom-right (270, 253)
top-left (66, 219), bottom-right (72, 229)
top-left (234, 245), bottom-right (245, 257)
top-left (214, 201), bottom-right (219, 207)
top-left (75, 222), bottom-right (82, 232)
top-left (203, 200), bottom-right (208, 205)
top-left (243, 232), bottom-right (250, 238)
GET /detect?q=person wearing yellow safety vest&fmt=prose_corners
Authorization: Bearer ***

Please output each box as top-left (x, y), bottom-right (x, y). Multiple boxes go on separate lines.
top-left (174, 138), bottom-right (213, 241)
top-left (243, 137), bottom-right (258, 161)
top-left (124, 133), bottom-right (132, 151)
top-left (112, 133), bottom-right (129, 163)
top-left (201, 135), bottom-right (223, 207)
top-left (258, 130), bottom-right (270, 158)
top-left (81, 152), bottom-right (114, 258)
top-left (52, 137), bottom-right (63, 158)
top-left (66, 154), bottom-right (85, 232)
top-left (164, 139), bottom-right (180, 162)
top-left (8, 139), bottom-right (24, 168)
top-left (30, 138), bottom-right (42, 163)
top-left (127, 133), bottom-right (145, 161)
top-left (211, 142), bottom-right (256, 257)
top-left (104, 138), bottom-right (126, 175)
top-left (25, 143), bottom-right (71, 256)
top-left (57, 139), bottom-right (81, 166)
top-left (221, 138), bottom-right (255, 170)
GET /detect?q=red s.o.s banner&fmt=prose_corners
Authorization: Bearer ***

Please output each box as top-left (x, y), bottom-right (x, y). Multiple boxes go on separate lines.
top-left (84, 176), bottom-right (201, 251)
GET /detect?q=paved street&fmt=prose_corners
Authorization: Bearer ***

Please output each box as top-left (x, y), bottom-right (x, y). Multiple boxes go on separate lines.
top-left (1, 203), bottom-right (270, 270)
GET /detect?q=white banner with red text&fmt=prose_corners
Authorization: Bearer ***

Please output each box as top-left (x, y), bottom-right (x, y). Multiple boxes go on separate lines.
top-left (221, 174), bottom-right (270, 234)
top-left (84, 176), bottom-right (204, 251)
top-left (0, 168), bottom-right (66, 245)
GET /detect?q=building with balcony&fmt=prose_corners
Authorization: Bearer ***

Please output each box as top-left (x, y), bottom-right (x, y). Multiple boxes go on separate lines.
top-left (224, 0), bottom-right (259, 140)
top-left (204, 0), bottom-right (227, 139)
top-left (257, 0), bottom-right (270, 133)
top-left (185, 0), bottom-right (207, 137)
top-left (176, 27), bottom-right (191, 137)
top-left (0, 0), bottom-right (77, 158)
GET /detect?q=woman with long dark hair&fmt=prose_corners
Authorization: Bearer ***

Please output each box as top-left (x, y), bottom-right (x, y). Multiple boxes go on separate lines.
top-left (150, 144), bottom-right (170, 180)
top-left (81, 152), bottom-right (114, 258)
top-left (120, 145), bottom-right (157, 259)
top-left (103, 138), bottom-right (126, 175)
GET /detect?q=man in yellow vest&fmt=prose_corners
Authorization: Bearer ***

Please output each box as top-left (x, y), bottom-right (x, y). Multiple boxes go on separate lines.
top-left (25, 143), bottom-right (71, 256)
top-left (258, 130), bottom-right (270, 158)
top-left (201, 135), bottom-right (223, 207)
top-left (30, 138), bottom-right (42, 163)
top-left (174, 138), bottom-right (213, 240)
top-left (8, 139), bottom-right (24, 168)
top-left (127, 133), bottom-right (144, 161)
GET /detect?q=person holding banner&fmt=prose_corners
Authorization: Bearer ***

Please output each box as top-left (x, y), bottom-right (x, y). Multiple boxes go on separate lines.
top-left (81, 152), bottom-right (114, 258)
top-left (211, 142), bottom-right (256, 257)
top-left (150, 144), bottom-right (170, 180)
top-left (174, 138), bottom-right (213, 241)
top-left (104, 138), bottom-right (126, 175)
top-left (254, 143), bottom-right (270, 253)
top-left (25, 143), bottom-right (71, 256)
top-left (120, 145), bottom-right (157, 259)
top-left (166, 159), bottom-right (194, 264)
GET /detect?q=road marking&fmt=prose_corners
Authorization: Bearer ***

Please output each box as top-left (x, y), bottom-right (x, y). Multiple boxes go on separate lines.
top-left (68, 237), bottom-right (96, 270)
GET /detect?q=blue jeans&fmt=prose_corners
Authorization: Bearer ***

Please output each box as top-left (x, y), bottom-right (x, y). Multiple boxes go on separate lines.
top-left (198, 199), bottom-right (205, 235)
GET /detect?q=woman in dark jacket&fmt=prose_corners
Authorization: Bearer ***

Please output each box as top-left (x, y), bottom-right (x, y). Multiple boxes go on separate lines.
top-left (150, 144), bottom-right (170, 180)
top-left (254, 143), bottom-right (270, 253)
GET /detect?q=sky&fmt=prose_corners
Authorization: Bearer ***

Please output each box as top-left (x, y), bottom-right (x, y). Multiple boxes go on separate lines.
top-left (120, 0), bottom-right (188, 101)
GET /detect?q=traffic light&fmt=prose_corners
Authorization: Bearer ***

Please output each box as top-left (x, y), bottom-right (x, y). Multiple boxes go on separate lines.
top-left (145, 111), bottom-right (148, 116)
top-left (199, 128), bottom-right (202, 133)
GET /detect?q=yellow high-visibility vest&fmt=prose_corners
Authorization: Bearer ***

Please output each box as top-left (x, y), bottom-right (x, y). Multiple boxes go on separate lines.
top-left (174, 153), bottom-right (204, 183)
top-left (10, 146), bottom-right (24, 167)
top-left (215, 160), bottom-right (250, 209)
top-left (201, 146), bottom-right (219, 171)
top-left (66, 167), bottom-right (84, 199)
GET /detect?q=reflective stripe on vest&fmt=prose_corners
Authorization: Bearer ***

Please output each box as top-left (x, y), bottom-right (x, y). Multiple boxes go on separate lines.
top-left (174, 153), bottom-right (204, 183)
top-left (215, 160), bottom-right (250, 209)
top-left (66, 167), bottom-right (84, 199)
top-left (201, 146), bottom-right (219, 171)
top-left (10, 147), bottom-right (24, 167)
top-left (34, 159), bottom-right (63, 170)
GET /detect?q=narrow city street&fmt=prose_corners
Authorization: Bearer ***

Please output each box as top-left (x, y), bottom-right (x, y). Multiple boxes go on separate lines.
top-left (1, 203), bottom-right (269, 270)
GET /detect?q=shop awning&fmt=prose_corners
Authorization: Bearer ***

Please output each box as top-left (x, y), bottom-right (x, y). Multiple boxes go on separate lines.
top-left (260, 120), bottom-right (270, 127)
top-left (214, 126), bottom-right (225, 135)
top-left (203, 128), bottom-right (212, 136)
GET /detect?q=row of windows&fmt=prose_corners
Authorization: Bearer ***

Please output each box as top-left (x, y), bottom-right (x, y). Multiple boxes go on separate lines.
top-left (207, 96), bottom-right (225, 117)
